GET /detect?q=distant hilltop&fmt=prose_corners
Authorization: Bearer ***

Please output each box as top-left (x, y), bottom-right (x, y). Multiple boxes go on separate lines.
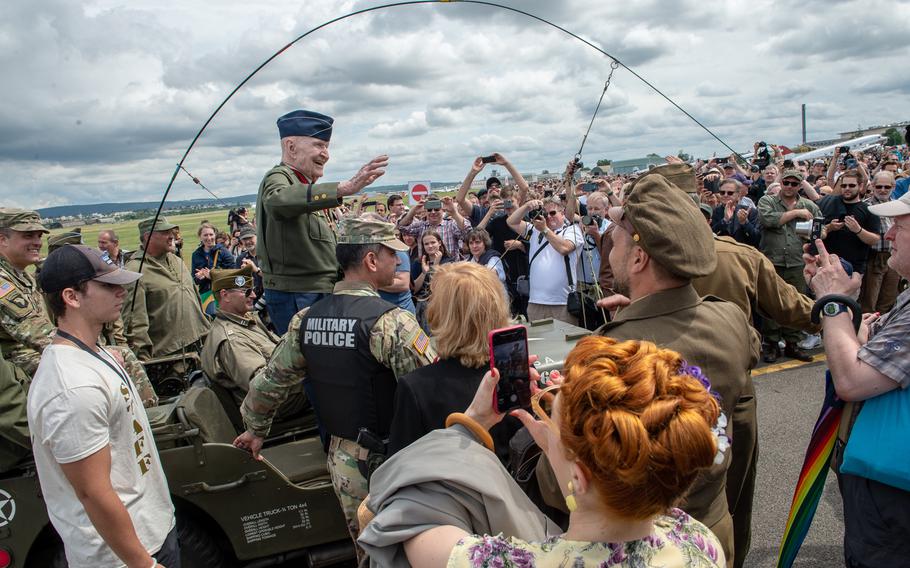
top-left (37, 182), bottom-right (460, 219)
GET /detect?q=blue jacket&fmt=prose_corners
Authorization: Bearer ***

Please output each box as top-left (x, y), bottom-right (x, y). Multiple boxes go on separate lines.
top-left (191, 243), bottom-right (236, 294)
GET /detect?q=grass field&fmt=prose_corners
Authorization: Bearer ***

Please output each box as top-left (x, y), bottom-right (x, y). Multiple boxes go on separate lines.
top-left (44, 190), bottom-right (459, 265)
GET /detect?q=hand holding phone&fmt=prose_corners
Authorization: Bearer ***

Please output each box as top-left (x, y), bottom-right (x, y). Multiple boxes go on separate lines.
top-left (481, 155), bottom-right (497, 164)
top-left (489, 326), bottom-right (532, 413)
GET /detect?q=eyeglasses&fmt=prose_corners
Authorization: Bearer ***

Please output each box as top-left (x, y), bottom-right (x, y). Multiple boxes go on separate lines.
top-left (874, 185), bottom-right (894, 190)
top-left (531, 384), bottom-right (561, 435)
top-left (840, 183), bottom-right (858, 188)
top-left (780, 180), bottom-right (800, 187)
top-left (546, 210), bottom-right (560, 217)
top-left (719, 190), bottom-right (737, 196)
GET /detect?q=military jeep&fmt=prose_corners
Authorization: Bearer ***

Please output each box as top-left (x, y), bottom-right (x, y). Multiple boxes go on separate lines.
top-left (0, 318), bottom-right (587, 567)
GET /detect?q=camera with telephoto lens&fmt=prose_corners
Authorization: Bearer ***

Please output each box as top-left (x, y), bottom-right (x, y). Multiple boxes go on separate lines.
top-left (754, 141), bottom-right (771, 171)
top-left (581, 214), bottom-right (603, 226)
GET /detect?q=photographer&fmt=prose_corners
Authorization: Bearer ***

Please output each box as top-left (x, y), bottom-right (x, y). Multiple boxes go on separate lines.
top-left (803, 191), bottom-right (910, 566)
top-left (818, 170), bottom-right (880, 277)
top-left (478, 189), bottom-right (530, 318)
top-left (397, 197), bottom-right (470, 261)
top-left (506, 197), bottom-right (583, 325)
top-left (455, 153), bottom-right (530, 227)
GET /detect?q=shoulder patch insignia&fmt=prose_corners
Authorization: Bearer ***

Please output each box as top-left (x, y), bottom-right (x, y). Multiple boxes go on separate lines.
top-left (412, 330), bottom-right (430, 355)
top-left (0, 280), bottom-right (15, 299)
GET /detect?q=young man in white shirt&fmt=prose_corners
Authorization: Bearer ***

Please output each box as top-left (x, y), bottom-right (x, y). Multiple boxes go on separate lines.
top-left (30, 244), bottom-right (177, 568)
top-left (507, 196), bottom-right (584, 325)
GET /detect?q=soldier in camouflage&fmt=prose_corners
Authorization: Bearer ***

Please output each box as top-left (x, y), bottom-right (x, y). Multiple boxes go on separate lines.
top-left (0, 209), bottom-right (156, 405)
top-left (234, 217), bottom-right (436, 558)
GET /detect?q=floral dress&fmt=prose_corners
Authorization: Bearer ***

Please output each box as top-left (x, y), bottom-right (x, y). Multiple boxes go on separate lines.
top-left (447, 508), bottom-right (723, 568)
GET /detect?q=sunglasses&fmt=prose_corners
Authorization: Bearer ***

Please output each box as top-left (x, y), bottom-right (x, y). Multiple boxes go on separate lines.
top-left (840, 183), bottom-right (858, 188)
top-left (874, 185), bottom-right (894, 190)
top-left (546, 210), bottom-right (559, 217)
top-left (719, 190), bottom-right (737, 196)
top-left (228, 288), bottom-right (254, 297)
top-left (780, 180), bottom-right (800, 187)
top-left (425, 206), bottom-right (442, 211)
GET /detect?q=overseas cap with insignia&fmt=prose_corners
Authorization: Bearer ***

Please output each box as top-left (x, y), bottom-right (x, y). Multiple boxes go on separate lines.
top-left (137, 216), bottom-right (179, 235)
top-left (338, 218), bottom-right (408, 252)
top-left (0, 208), bottom-right (49, 233)
top-left (211, 265), bottom-right (253, 295)
top-left (608, 174), bottom-right (716, 279)
top-left (780, 169), bottom-right (804, 182)
top-left (39, 244), bottom-right (141, 293)
top-left (277, 109), bottom-right (334, 141)
top-left (47, 231), bottom-right (84, 252)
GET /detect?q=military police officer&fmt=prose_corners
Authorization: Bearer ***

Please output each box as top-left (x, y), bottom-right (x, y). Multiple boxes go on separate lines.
top-left (234, 218), bottom-right (437, 556)
top-left (200, 266), bottom-right (306, 417)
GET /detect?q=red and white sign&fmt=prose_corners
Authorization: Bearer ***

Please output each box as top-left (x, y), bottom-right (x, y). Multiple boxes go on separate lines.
top-left (408, 181), bottom-right (431, 205)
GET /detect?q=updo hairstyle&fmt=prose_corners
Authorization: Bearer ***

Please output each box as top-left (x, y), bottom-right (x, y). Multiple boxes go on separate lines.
top-left (558, 336), bottom-right (720, 520)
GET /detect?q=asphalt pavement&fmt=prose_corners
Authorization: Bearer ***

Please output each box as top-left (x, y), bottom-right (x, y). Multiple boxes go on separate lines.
top-left (744, 357), bottom-right (846, 568)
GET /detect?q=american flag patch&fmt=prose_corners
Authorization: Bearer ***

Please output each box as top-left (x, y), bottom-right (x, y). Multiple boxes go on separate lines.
top-left (412, 330), bottom-right (430, 355)
top-left (0, 281), bottom-right (14, 299)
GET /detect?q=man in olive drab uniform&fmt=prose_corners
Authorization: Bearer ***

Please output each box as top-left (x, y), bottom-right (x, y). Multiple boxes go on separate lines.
top-left (234, 218), bottom-right (436, 557)
top-left (257, 109), bottom-right (389, 334)
top-left (200, 266), bottom-right (306, 417)
top-left (123, 216), bottom-right (210, 363)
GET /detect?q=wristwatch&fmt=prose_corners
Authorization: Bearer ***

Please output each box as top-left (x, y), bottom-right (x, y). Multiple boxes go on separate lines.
top-left (822, 301), bottom-right (850, 318)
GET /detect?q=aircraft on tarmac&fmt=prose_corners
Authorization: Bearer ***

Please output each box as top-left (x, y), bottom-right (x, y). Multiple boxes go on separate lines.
top-left (788, 134), bottom-right (887, 162)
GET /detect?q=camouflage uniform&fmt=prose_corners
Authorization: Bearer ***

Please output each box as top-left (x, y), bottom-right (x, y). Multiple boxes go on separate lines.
top-left (242, 280), bottom-right (436, 550)
top-left (0, 254), bottom-right (54, 378)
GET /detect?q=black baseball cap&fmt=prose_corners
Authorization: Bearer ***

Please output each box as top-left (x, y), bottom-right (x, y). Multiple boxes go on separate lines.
top-left (39, 245), bottom-right (142, 293)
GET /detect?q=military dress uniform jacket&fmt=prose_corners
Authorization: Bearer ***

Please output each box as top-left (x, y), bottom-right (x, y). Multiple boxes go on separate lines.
top-left (693, 236), bottom-right (818, 333)
top-left (123, 249), bottom-right (210, 361)
top-left (594, 284), bottom-right (759, 566)
top-left (0, 256), bottom-right (55, 377)
top-left (201, 309), bottom-right (288, 407)
top-left (241, 280), bottom-right (437, 438)
top-left (256, 163), bottom-right (345, 294)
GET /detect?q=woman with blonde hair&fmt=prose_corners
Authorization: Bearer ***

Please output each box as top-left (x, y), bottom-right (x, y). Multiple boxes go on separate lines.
top-left (387, 261), bottom-right (519, 465)
top-left (367, 336), bottom-right (726, 568)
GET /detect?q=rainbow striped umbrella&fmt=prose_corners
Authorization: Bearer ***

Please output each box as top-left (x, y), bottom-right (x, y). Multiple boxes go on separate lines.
top-left (776, 370), bottom-right (844, 568)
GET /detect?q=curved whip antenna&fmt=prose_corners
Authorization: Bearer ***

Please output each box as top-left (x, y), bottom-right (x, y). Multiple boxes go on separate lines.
top-left (131, 0), bottom-right (742, 310)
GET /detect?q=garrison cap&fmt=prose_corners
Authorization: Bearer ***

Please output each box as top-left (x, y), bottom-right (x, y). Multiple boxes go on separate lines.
top-left (780, 169), bottom-right (804, 182)
top-left (338, 218), bottom-right (408, 252)
top-left (609, 174), bottom-right (716, 279)
top-left (138, 216), bottom-right (178, 235)
top-left (632, 163), bottom-right (698, 196)
top-left (47, 231), bottom-right (84, 252)
top-left (0, 208), bottom-right (49, 233)
top-left (211, 265), bottom-right (253, 295)
top-left (277, 110), bottom-right (334, 141)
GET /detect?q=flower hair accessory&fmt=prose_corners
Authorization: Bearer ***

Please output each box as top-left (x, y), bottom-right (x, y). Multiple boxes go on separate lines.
top-left (679, 362), bottom-right (730, 466)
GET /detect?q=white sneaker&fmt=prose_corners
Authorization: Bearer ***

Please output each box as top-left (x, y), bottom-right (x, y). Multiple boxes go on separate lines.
top-left (798, 334), bottom-right (822, 350)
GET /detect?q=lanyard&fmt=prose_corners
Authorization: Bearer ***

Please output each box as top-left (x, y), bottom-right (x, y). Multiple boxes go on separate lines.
top-left (55, 329), bottom-right (134, 395)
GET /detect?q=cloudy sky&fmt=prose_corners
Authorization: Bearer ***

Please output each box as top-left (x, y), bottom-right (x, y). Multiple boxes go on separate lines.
top-left (3, 0), bottom-right (909, 209)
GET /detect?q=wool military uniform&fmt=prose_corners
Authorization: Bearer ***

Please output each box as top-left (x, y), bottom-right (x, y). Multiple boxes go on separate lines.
top-left (122, 247), bottom-right (210, 361)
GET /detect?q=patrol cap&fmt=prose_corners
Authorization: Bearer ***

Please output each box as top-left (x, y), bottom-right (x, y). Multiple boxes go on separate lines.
top-left (47, 231), bottom-right (84, 252)
top-left (869, 191), bottom-right (910, 218)
top-left (338, 218), bottom-right (408, 252)
top-left (608, 174), bottom-right (716, 279)
top-left (277, 110), bottom-right (334, 141)
top-left (0, 208), bottom-right (49, 233)
top-left (780, 169), bottom-right (804, 182)
top-left (137, 216), bottom-right (178, 235)
top-left (38, 244), bottom-right (142, 294)
top-left (238, 225), bottom-right (256, 239)
top-left (211, 265), bottom-right (253, 295)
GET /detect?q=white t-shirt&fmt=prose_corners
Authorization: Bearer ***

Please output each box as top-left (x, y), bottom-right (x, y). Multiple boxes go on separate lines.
top-left (527, 223), bottom-right (584, 305)
top-left (27, 344), bottom-right (175, 568)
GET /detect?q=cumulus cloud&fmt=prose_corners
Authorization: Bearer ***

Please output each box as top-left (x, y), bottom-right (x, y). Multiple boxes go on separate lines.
top-left (0, 0), bottom-right (908, 208)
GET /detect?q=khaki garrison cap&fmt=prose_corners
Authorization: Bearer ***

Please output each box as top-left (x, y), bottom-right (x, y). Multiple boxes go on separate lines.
top-left (0, 208), bottom-right (49, 233)
top-left (211, 266), bottom-right (254, 295)
top-left (338, 218), bottom-right (408, 252)
top-left (611, 174), bottom-right (717, 279)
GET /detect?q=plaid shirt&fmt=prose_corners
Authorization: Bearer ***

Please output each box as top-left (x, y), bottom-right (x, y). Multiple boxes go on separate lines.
top-left (399, 217), bottom-right (471, 260)
top-left (859, 288), bottom-right (910, 388)
top-left (864, 196), bottom-right (893, 252)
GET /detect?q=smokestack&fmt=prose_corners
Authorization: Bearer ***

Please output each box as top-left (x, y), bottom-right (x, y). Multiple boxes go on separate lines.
top-left (801, 104), bottom-right (806, 145)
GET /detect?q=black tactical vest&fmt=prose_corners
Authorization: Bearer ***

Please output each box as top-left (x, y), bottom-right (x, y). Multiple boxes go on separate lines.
top-left (299, 294), bottom-right (397, 440)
